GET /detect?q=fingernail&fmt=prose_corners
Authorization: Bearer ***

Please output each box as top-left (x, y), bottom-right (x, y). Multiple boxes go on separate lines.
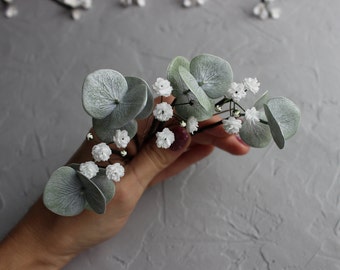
top-left (236, 135), bottom-right (249, 146)
top-left (170, 126), bottom-right (190, 151)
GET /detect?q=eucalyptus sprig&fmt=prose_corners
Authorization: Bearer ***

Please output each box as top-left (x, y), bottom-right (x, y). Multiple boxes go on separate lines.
top-left (43, 53), bottom-right (300, 217)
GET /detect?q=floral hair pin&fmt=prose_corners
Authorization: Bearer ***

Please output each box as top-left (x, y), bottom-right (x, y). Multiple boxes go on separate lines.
top-left (43, 54), bottom-right (300, 216)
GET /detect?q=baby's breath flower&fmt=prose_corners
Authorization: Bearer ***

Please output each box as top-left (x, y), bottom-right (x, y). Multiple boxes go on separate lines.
top-left (156, 128), bottom-right (175, 149)
top-left (153, 102), bottom-right (173, 122)
top-left (222, 117), bottom-right (242, 134)
top-left (113, 129), bottom-right (130, 149)
top-left (253, 3), bottom-right (269, 20)
top-left (245, 107), bottom-right (260, 125)
top-left (243, 78), bottom-right (260, 94)
top-left (152, 78), bottom-right (173, 97)
top-left (227, 82), bottom-right (247, 102)
top-left (186, 116), bottom-right (198, 134)
top-left (91, 143), bottom-right (112, 162)
top-left (106, 163), bottom-right (125, 182)
top-left (79, 161), bottom-right (99, 179)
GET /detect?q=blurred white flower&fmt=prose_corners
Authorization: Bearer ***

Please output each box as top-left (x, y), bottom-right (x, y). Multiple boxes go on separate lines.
top-left (245, 107), bottom-right (260, 125)
top-left (153, 102), bottom-right (173, 122)
top-left (113, 129), bottom-right (131, 148)
top-left (222, 117), bottom-right (242, 134)
top-left (243, 78), bottom-right (260, 94)
top-left (79, 161), bottom-right (99, 179)
top-left (269, 7), bottom-right (281, 19)
top-left (186, 116), bottom-right (198, 134)
top-left (227, 82), bottom-right (247, 102)
top-left (106, 163), bottom-right (125, 182)
top-left (253, 3), bottom-right (269, 20)
top-left (152, 78), bottom-right (173, 97)
top-left (156, 128), bottom-right (175, 149)
top-left (91, 143), bottom-right (112, 162)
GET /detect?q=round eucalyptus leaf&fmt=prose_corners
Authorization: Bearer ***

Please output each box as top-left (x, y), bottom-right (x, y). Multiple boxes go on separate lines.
top-left (43, 166), bottom-right (85, 217)
top-left (190, 54), bottom-right (233, 99)
top-left (265, 97), bottom-right (300, 140)
top-left (239, 121), bottom-right (272, 148)
top-left (77, 172), bottom-right (107, 214)
top-left (93, 116), bottom-right (138, 143)
top-left (82, 69), bottom-right (128, 119)
top-left (107, 84), bottom-right (148, 128)
top-left (167, 56), bottom-right (190, 96)
top-left (264, 104), bottom-right (285, 149)
top-left (91, 172), bottom-right (116, 203)
top-left (254, 90), bottom-right (269, 110)
top-left (178, 66), bottom-right (212, 112)
top-left (125, 76), bottom-right (154, 119)
top-left (174, 91), bottom-right (214, 121)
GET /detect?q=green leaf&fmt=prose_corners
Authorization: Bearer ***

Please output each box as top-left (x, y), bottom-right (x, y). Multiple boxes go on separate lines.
top-left (108, 84), bottom-right (148, 128)
top-left (190, 54), bottom-right (233, 99)
top-left (67, 165), bottom-right (115, 207)
top-left (43, 166), bottom-right (85, 216)
top-left (167, 56), bottom-right (190, 96)
top-left (174, 91), bottom-right (214, 121)
top-left (239, 121), bottom-right (272, 148)
top-left (254, 90), bottom-right (269, 110)
top-left (178, 66), bottom-right (212, 112)
top-left (125, 76), bottom-right (154, 119)
top-left (82, 69), bottom-right (128, 119)
top-left (93, 117), bottom-right (138, 143)
top-left (77, 172), bottom-right (107, 214)
top-left (264, 97), bottom-right (300, 149)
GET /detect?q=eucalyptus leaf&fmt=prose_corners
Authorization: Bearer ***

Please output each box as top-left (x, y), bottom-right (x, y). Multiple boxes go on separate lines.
top-left (190, 54), bottom-right (233, 99)
top-left (254, 90), bottom-right (269, 110)
top-left (265, 97), bottom-right (300, 140)
top-left (174, 91), bottom-right (214, 121)
top-left (264, 104), bottom-right (285, 149)
top-left (239, 120), bottom-right (272, 148)
top-left (125, 76), bottom-right (154, 119)
top-left (82, 69), bottom-right (128, 119)
top-left (43, 166), bottom-right (85, 216)
top-left (77, 172), bottom-right (107, 214)
top-left (178, 66), bottom-right (212, 112)
top-left (93, 117), bottom-right (138, 143)
top-left (106, 84), bottom-right (148, 128)
top-left (166, 56), bottom-right (190, 96)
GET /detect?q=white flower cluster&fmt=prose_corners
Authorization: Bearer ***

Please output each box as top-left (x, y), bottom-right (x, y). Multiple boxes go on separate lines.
top-left (227, 78), bottom-right (260, 102)
top-left (182, 0), bottom-right (206, 8)
top-left (80, 143), bottom-right (126, 182)
top-left (120, 0), bottom-right (146, 7)
top-left (253, 0), bottom-right (281, 20)
top-left (153, 102), bottom-right (173, 122)
top-left (113, 129), bottom-right (131, 148)
top-left (222, 107), bottom-right (261, 135)
top-left (156, 128), bottom-right (175, 149)
top-left (152, 78), bottom-right (173, 97)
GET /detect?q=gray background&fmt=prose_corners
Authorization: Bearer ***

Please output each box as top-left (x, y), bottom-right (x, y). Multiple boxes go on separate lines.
top-left (1, 0), bottom-right (339, 269)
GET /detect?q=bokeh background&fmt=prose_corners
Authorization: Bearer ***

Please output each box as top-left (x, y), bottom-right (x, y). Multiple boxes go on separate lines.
top-left (1, 0), bottom-right (339, 269)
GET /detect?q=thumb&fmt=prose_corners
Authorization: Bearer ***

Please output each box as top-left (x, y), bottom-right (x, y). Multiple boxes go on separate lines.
top-left (126, 126), bottom-right (191, 190)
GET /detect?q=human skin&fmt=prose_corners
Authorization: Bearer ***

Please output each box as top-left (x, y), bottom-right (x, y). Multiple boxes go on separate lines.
top-left (0, 116), bottom-right (249, 270)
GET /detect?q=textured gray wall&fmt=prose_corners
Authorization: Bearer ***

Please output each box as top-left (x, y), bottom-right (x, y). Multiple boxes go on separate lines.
top-left (1, 0), bottom-right (340, 269)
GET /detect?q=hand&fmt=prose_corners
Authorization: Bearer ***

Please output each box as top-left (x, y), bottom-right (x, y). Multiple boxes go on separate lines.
top-left (0, 114), bottom-right (249, 270)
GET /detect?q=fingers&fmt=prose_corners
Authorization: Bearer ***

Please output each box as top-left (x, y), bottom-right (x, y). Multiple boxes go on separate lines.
top-left (149, 144), bottom-right (215, 187)
top-left (192, 131), bottom-right (250, 155)
top-left (125, 127), bottom-right (191, 191)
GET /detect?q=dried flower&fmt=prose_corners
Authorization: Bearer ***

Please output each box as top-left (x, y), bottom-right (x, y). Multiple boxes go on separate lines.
top-left (152, 78), bottom-right (173, 97)
top-left (186, 116), bottom-right (198, 134)
top-left (156, 128), bottom-right (175, 149)
top-left (243, 78), bottom-right (260, 94)
top-left (91, 143), bottom-right (112, 162)
top-left (222, 117), bottom-right (242, 134)
top-left (79, 161), bottom-right (99, 179)
top-left (153, 102), bottom-right (173, 122)
top-left (227, 82), bottom-right (247, 102)
top-left (245, 107), bottom-right (260, 125)
top-left (106, 163), bottom-right (125, 182)
top-left (113, 129), bottom-right (131, 148)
